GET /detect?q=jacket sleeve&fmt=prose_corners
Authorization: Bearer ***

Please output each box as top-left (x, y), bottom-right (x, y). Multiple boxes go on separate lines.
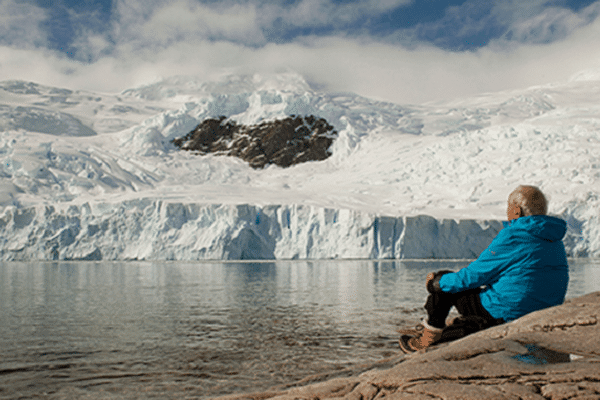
top-left (439, 231), bottom-right (514, 294)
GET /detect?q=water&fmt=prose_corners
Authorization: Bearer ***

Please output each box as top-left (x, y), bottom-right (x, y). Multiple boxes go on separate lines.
top-left (1, 259), bottom-right (599, 399)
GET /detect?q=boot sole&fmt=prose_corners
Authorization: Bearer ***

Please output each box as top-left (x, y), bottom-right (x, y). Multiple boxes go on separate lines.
top-left (398, 334), bottom-right (419, 354)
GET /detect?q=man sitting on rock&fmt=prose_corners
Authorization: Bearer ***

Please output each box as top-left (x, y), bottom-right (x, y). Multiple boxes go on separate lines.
top-left (400, 185), bottom-right (569, 353)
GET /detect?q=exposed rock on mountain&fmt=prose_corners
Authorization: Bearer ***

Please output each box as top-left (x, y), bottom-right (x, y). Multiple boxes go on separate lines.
top-left (171, 115), bottom-right (337, 168)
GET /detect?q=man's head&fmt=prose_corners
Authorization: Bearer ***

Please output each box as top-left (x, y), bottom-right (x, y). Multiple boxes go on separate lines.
top-left (507, 185), bottom-right (548, 221)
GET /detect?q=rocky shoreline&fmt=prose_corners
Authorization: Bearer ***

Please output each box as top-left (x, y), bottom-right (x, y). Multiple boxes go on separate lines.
top-left (216, 291), bottom-right (600, 400)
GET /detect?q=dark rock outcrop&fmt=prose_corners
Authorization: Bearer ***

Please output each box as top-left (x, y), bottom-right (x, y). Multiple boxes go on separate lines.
top-left (171, 115), bottom-right (337, 168)
top-left (216, 291), bottom-right (600, 400)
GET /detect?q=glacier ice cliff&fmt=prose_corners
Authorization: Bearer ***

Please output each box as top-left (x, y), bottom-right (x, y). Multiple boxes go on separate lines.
top-left (0, 201), bottom-right (595, 261)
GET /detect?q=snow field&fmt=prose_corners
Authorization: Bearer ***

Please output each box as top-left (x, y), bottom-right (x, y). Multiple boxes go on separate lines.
top-left (0, 73), bottom-right (599, 260)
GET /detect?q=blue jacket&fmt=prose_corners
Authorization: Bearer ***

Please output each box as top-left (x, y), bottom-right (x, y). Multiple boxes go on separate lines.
top-left (439, 215), bottom-right (569, 322)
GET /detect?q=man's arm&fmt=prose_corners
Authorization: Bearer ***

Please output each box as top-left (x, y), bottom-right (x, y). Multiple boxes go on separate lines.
top-left (434, 235), bottom-right (515, 294)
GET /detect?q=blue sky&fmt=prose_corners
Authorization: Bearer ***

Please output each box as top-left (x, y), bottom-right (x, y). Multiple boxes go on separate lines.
top-left (2, 0), bottom-right (600, 103)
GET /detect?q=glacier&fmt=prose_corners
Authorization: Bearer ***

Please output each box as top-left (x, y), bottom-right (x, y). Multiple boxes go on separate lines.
top-left (0, 201), bottom-right (596, 261)
top-left (0, 72), bottom-right (599, 260)
top-left (0, 202), bottom-right (505, 260)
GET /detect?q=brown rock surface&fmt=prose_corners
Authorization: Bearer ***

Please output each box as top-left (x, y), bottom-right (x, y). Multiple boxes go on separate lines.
top-left (171, 115), bottom-right (337, 169)
top-left (216, 292), bottom-right (600, 400)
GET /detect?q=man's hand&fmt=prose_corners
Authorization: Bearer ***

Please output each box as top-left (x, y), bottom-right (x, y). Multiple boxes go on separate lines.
top-left (426, 272), bottom-right (435, 287)
top-left (426, 270), bottom-right (453, 293)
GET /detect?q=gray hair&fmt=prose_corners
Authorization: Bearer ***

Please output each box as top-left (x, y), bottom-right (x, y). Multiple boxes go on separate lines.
top-left (508, 185), bottom-right (548, 216)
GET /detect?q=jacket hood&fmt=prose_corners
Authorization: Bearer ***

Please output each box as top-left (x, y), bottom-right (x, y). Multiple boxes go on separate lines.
top-left (503, 215), bottom-right (567, 242)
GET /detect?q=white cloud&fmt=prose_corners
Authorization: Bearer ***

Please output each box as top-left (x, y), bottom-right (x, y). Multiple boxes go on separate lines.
top-left (490, 0), bottom-right (555, 22)
top-left (494, 1), bottom-right (600, 44)
top-left (70, 32), bottom-right (113, 62)
top-left (106, 0), bottom-right (412, 50)
top-left (111, 0), bottom-right (265, 50)
top-left (395, 0), bottom-right (600, 50)
top-left (502, 7), bottom-right (582, 43)
top-left (0, 47), bottom-right (78, 87)
top-left (258, 0), bottom-right (412, 29)
top-left (2, 0), bottom-right (600, 106)
top-left (0, 0), bottom-right (48, 48)
top-left (240, 30), bottom-right (600, 104)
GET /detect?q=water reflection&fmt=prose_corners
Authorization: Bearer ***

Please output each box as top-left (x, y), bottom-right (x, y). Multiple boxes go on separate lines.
top-left (0, 259), bottom-right (598, 399)
top-left (512, 343), bottom-right (572, 365)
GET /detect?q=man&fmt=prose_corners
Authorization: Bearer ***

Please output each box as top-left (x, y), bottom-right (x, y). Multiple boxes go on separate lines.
top-left (399, 185), bottom-right (569, 353)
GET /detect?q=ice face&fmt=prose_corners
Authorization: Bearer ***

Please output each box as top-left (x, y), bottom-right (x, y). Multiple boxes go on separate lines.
top-left (0, 202), bottom-right (507, 261)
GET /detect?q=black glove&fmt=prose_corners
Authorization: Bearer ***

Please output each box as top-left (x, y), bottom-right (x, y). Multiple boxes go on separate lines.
top-left (426, 270), bottom-right (454, 294)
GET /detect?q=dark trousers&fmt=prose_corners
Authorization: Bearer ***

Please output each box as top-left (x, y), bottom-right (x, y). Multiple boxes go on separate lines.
top-left (425, 288), bottom-right (504, 340)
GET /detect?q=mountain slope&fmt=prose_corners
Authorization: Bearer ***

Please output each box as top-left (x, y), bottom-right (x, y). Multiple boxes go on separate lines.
top-left (0, 72), bottom-right (598, 260)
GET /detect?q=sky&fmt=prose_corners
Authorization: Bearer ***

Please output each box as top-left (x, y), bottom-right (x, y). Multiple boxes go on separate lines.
top-left (2, 0), bottom-right (600, 104)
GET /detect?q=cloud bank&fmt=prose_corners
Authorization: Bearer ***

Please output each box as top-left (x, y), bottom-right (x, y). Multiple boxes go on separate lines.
top-left (1, 0), bottom-right (600, 104)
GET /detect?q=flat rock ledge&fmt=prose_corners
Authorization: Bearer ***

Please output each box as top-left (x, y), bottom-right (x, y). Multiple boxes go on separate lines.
top-left (216, 291), bottom-right (600, 400)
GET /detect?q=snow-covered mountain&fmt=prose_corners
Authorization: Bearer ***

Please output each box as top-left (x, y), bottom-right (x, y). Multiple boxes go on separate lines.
top-left (0, 72), bottom-right (598, 260)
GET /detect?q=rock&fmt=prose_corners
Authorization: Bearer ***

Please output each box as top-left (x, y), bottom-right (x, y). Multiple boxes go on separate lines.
top-left (171, 115), bottom-right (337, 169)
top-left (215, 292), bottom-right (600, 400)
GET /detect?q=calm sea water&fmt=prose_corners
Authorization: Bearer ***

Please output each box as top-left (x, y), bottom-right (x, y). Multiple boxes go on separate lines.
top-left (1, 259), bottom-right (599, 399)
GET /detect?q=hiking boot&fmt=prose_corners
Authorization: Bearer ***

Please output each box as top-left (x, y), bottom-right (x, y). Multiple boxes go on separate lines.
top-left (396, 322), bottom-right (424, 336)
top-left (399, 320), bottom-right (444, 353)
